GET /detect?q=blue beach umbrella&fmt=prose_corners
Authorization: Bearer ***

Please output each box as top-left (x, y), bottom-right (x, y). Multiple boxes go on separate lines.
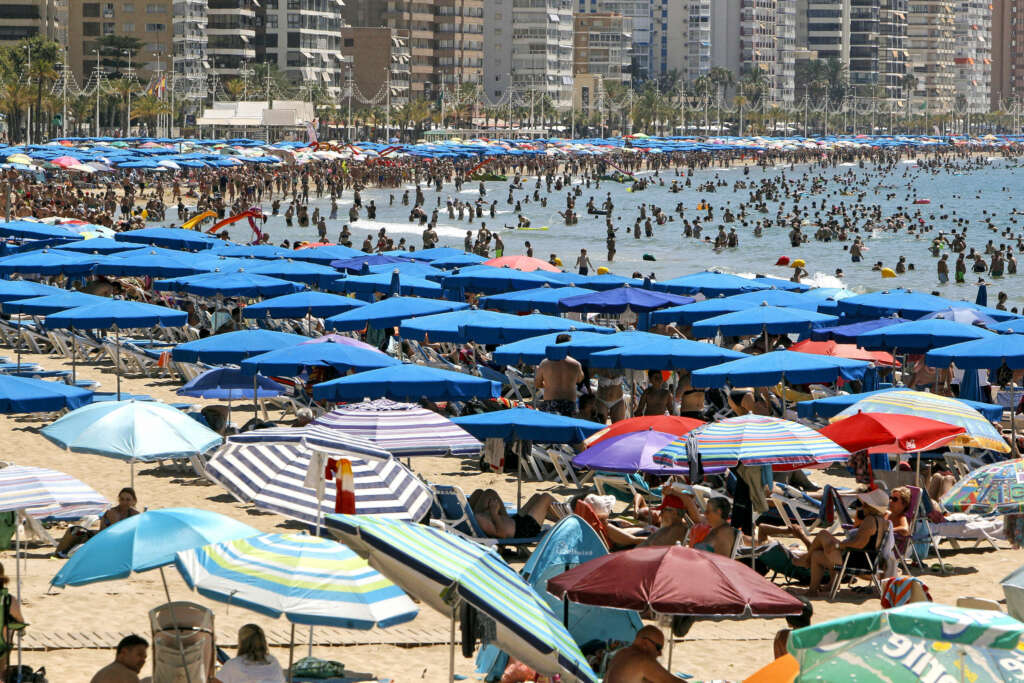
top-left (331, 271), bottom-right (442, 298)
top-left (651, 290), bottom-right (824, 326)
top-left (55, 237), bottom-right (135, 255)
top-left (689, 305), bottom-right (837, 339)
top-left (452, 408), bottom-right (604, 443)
top-left (330, 254), bottom-right (413, 273)
top-left (288, 244), bottom-right (364, 265)
top-left (114, 227), bottom-right (219, 251)
top-left (990, 319), bottom-right (1024, 334)
top-left (579, 273), bottom-right (644, 291)
top-left (481, 286), bottom-right (596, 315)
top-left (178, 367), bottom-right (287, 400)
top-left (172, 329), bottom-right (309, 364)
top-left (1, 291), bottom-right (107, 315)
top-left (242, 291), bottom-right (366, 320)
top-left (93, 248), bottom-right (207, 278)
top-left (927, 335), bottom-right (1024, 371)
top-left (0, 220), bottom-right (80, 241)
top-left (0, 374), bottom-right (92, 413)
top-left (857, 319), bottom-right (995, 353)
top-left (211, 243), bottom-right (293, 259)
top-left (588, 337), bottom-right (749, 370)
top-left (442, 265), bottom-right (555, 294)
top-left (244, 259), bottom-right (344, 288)
top-left (240, 341), bottom-right (399, 376)
top-left (325, 296), bottom-right (468, 332)
top-left (809, 317), bottom-right (909, 343)
top-left (545, 330), bottom-right (664, 362)
top-left (796, 388), bottom-right (1005, 422)
top-left (429, 253), bottom-right (488, 269)
top-left (313, 364), bottom-right (501, 403)
top-left (492, 332), bottom-right (602, 366)
top-left (154, 270), bottom-right (307, 298)
top-left (0, 249), bottom-right (102, 276)
top-left (691, 350), bottom-right (870, 388)
top-left (0, 280), bottom-right (62, 303)
top-left (51, 508), bottom-right (259, 587)
top-left (559, 287), bottom-right (694, 313)
top-left (399, 309), bottom-right (520, 343)
top-left (654, 271), bottom-right (769, 298)
top-left (459, 313), bottom-right (612, 345)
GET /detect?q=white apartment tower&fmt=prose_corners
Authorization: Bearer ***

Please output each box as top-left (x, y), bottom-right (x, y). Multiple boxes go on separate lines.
top-left (483, 0), bottom-right (574, 109)
top-left (907, 0), bottom-right (956, 112)
top-left (206, 0), bottom-right (257, 80)
top-left (173, 0), bottom-right (208, 100)
top-left (577, 0), bottom-right (657, 80)
top-left (953, 0), bottom-right (991, 113)
top-left (259, 0), bottom-right (348, 96)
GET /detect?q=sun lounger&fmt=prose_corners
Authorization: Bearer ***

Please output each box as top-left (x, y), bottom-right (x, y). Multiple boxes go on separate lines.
top-left (956, 596), bottom-right (1002, 612)
top-left (429, 484), bottom-right (546, 548)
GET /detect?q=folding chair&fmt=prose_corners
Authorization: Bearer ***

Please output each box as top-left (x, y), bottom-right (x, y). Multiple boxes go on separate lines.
top-left (429, 484), bottom-right (546, 549)
top-left (829, 520), bottom-right (896, 600)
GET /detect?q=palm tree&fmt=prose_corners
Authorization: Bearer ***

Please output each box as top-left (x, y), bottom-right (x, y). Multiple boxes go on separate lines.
top-left (901, 73), bottom-right (919, 133)
top-left (69, 95), bottom-right (93, 136)
top-left (0, 80), bottom-right (29, 142)
top-left (223, 78), bottom-right (246, 101)
top-left (130, 94), bottom-right (170, 135)
top-left (107, 78), bottom-right (139, 134)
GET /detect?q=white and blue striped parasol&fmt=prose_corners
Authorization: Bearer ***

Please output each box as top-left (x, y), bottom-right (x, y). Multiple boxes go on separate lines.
top-left (0, 465), bottom-right (107, 519)
top-left (205, 431), bottom-right (432, 525)
top-left (175, 533), bottom-right (418, 628)
top-left (313, 399), bottom-right (482, 457)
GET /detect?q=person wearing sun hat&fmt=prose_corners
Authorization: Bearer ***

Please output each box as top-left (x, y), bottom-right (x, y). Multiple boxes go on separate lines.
top-left (802, 487), bottom-right (890, 595)
top-left (639, 490), bottom-right (696, 547)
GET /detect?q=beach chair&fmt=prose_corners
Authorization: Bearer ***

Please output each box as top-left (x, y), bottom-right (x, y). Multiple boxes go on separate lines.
top-left (531, 445), bottom-right (580, 486)
top-left (829, 520), bottom-right (897, 601)
top-left (956, 596), bottom-right (1003, 612)
top-left (430, 484), bottom-right (546, 549)
top-left (503, 367), bottom-right (535, 403)
top-left (880, 576), bottom-right (932, 608)
top-left (18, 326), bottom-right (51, 354)
top-left (150, 601), bottom-right (216, 683)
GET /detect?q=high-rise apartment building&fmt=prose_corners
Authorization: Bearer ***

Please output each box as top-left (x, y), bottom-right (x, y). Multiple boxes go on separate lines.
top-left (340, 27), bottom-right (410, 107)
top-left (0, 0), bottom-right (66, 47)
top-left (800, 0), bottom-right (850, 62)
top-left (776, 0), bottom-right (797, 105)
top-left (172, 0), bottom-right (208, 101)
top-left (573, 12), bottom-right (633, 85)
top-left (68, 1), bottom-right (174, 85)
top-left (659, 0), bottom-right (712, 85)
top-left (843, 0), bottom-right (907, 104)
top-left (207, 0), bottom-right (256, 79)
top-left (906, 0), bottom-right (955, 112)
top-left (577, 0), bottom-right (656, 81)
top-left (258, 0), bottom-right (348, 96)
top-left (990, 0), bottom-right (1017, 109)
top-left (483, 0), bottom-right (573, 108)
top-left (953, 1), bottom-right (991, 113)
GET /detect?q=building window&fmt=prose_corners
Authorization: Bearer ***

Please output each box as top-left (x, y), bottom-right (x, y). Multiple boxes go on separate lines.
top-left (103, 22), bottom-right (116, 34)
top-left (123, 23), bottom-right (135, 32)
top-left (122, 3), bottom-right (134, 11)
top-left (146, 3), bottom-right (162, 12)
top-left (83, 22), bottom-right (101, 35)
top-left (266, 13), bottom-right (277, 28)
top-left (343, 37), bottom-right (353, 47)
top-left (83, 3), bottom-right (100, 17)
top-left (287, 13), bottom-right (301, 27)
top-left (145, 23), bottom-right (165, 31)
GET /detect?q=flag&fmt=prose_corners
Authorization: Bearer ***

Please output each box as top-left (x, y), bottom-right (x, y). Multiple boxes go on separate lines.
top-left (305, 121), bottom-right (318, 146)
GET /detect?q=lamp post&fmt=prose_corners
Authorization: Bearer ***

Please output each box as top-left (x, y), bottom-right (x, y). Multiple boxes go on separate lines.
top-left (93, 49), bottom-right (101, 137)
top-left (23, 44), bottom-right (31, 145)
top-left (124, 49), bottom-right (132, 136)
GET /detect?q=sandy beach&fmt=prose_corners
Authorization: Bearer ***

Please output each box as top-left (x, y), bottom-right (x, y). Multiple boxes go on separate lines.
top-left (3, 347), bottom-right (1021, 682)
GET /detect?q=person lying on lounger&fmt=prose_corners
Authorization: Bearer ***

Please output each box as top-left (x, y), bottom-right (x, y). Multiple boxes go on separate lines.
top-left (468, 488), bottom-right (558, 539)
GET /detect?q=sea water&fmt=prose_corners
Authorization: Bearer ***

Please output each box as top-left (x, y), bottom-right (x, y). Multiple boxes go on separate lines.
top-left (240, 156), bottom-right (1024, 309)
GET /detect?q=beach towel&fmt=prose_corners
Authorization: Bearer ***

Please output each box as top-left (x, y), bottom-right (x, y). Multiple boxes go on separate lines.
top-left (880, 576), bottom-right (932, 608)
top-left (483, 438), bottom-right (504, 473)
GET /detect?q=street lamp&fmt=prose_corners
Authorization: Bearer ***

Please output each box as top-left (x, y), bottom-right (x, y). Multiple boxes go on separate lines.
top-left (23, 44), bottom-right (31, 145)
top-left (93, 49), bottom-right (101, 137)
top-left (123, 49), bottom-right (133, 136)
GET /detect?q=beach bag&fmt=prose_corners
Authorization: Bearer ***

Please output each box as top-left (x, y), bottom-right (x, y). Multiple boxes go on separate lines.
top-left (0, 512), bottom-right (15, 552)
top-left (290, 656), bottom-right (345, 679)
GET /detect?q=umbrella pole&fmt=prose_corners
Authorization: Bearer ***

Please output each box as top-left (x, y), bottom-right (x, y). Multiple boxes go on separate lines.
top-left (159, 567), bottom-right (194, 683)
top-left (15, 514), bottom-right (20, 673)
top-left (448, 598), bottom-right (457, 683)
top-left (516, 440), bottom-right (522, 510)
top-left (71, 324), bottom-right (76, 384)
top-left (253, 375), bottom-right (259, 421)
top-left (665, 620), bottom-right (673, 671)
top-left (288, 623), bottom-right (295, 683)
top-left (130, 461), bottom-right (134, 489)
top-left (1012, 384), bottom-right (1019, 458)
top-left (307, 626), bottom-right (313, 658)
top-left (115, 325), bottom-right (121, 400)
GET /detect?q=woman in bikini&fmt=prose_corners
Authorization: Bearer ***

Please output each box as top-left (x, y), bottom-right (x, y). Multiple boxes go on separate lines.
top-left (690, 497), bottom-right (739, 557)
top-left (675, 370), bottom-right (705, 420)
top-left (593, 368), bottom-right (626, 423)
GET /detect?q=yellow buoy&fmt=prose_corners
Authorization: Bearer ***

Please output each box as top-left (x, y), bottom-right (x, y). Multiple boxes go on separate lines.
top-left (792, 259), bottom-right (806, 268)
top-left (881, 267), bottom-right (896, 278)
top-left (597, 266), bottom-right (610, 275)
top-left (553, 257), bottom-right (563, 267)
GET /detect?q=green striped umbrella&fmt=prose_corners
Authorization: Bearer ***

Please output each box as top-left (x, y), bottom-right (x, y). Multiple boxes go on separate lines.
top-left (789, 603), bottom-right (1024, 681)
top-left (326, 514), bottom-right (598, 683)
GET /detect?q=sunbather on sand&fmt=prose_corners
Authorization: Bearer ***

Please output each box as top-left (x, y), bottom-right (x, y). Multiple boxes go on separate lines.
top-left (468, 488), bottom-right (557, 539)
top-left (605, 625), bottom-right (686, 682)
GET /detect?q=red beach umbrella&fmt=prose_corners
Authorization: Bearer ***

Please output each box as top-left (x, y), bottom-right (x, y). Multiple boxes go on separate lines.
top-left (584, 415), bottom-right (704, 448)
top-left (819, 411), bottom-right (965, 454)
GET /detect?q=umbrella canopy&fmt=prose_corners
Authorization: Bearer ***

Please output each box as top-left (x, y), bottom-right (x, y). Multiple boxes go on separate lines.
top-left (572, 430), bottom-right (689, 474)
top-left (831, 389), bottom-right (1009, 453)
top-left (857, 319), bottom-right (995, 353)
top-left (545, 330), bottom-right (665, 363)
top-left (690, 305), bottom-right (837, 338)
top-left (452, 408), bottom-right (604, 444)
top-left (1, 291), bottom-right (107, 316)
top-left (588, 337), bottom-right (748, 370)
top-left (0, 465), bottom-right (105, 520)
top-left (656, 415), bottom-right (850, 474)
top-left (795, 388), bottom-right (1004, 422)
top-left (584, 415), bottom-right (704, 448)
top-left (651, 289), bottom-right (823, 325)
top-left (326, 297), bottom-right (468, 332)
top-left (313, 365), bottom-right (501, 403)
top-left (836, 290), bottom-right (1017, 322)
top-left (1002, 563), bottom-right (1024, 621)
top-left (788, 339), bottom-right (896, 365)
top-left (331, 272), bottom-right (442, 298)
top-left (459, 313), bottom-right (612, 345)
top-left (927, 335), bottom-right (1024, 371)
top-left (177, 368), bottom-right (287, 401)
top-left (51, 508), bottom-right (259, 587)
top-left (239, 341), bottom-right (399, 376)
top-left (654, 271), bottom-right (769, 298)
top-left (330, 254), bottom-right (413, 273)
top-left (490, 332), bottom-right (599, 366)
top-left (174, 533), bottom-right (418, 629)
top-left (941, 459), bottom-right (1024, 515)
top-left (326, 515), bottom-right (598, 683)
top-left (287, 244), bottom-right (364, 265)
top-left (0, 374), bottom-right (93, 413)
top-left (205, 429), bottom-right (431, 524)
top-left (480, 286), bottom-right (596, 316)
top-left (44, 300), bottom-right (187, 330)
top-left (579, 273), bottom-right (645, 291)
top-left (921, 306), bottom-right (1001, 326)
top-left (0, 220), bottom-right (80, 241)
top-left (818, 412), bottom-right (966, 454)
top-left (788, 603), bottom-right (1024, 681)
top-left (0, 280), bottom-right (63, 303)
top-left (244, 259), bottom-right (343, 288)
top-left (313, 399), bottom-right (481, 457)
top-left (93, 248), bottom-right (207, 278)
top-left (154, 270), bottom-right (307, 298)
top-left (172, 329), bottom-right (309, 364)
top-left (547, 545), bottom-right (804, 618)
top-left (483, 255), bottom-right (561, 273)
top-left (242, 291), bottom-right (366, 320)
top-left (692, 352), bottom-right (868, 389)
top-left (559, 287), bottom-right (694, 314)
top-left (41, 400), bottom-right (222, 462)
top-left (0, 465), bottom-right (107, 521)
top-left (399, 309), bottom-right (516, 343)
top-left (114, 227), bottom-right (219, 251)
top-left (441, 265), bottom-right (556, 295)
top-left (809, 316), bottom-right (909, 343)
top-left (691, 350), bottom-right (870, 388)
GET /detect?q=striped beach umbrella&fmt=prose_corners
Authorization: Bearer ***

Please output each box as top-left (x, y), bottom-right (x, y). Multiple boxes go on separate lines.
top-left (653, 415), bottom-right (849, 473)
top-left (205, 430), bottom-right (432, 525)
top-left (830, 389), bottom-right (1009, 453)
top-left (313, 399), bottom-right (482, 457)
top-left (0, 465), bottom-right (106, 518)
top-left (326, 515), bottom-right (598, 683)
top-left (175, 533), bottom-right (418, 628)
